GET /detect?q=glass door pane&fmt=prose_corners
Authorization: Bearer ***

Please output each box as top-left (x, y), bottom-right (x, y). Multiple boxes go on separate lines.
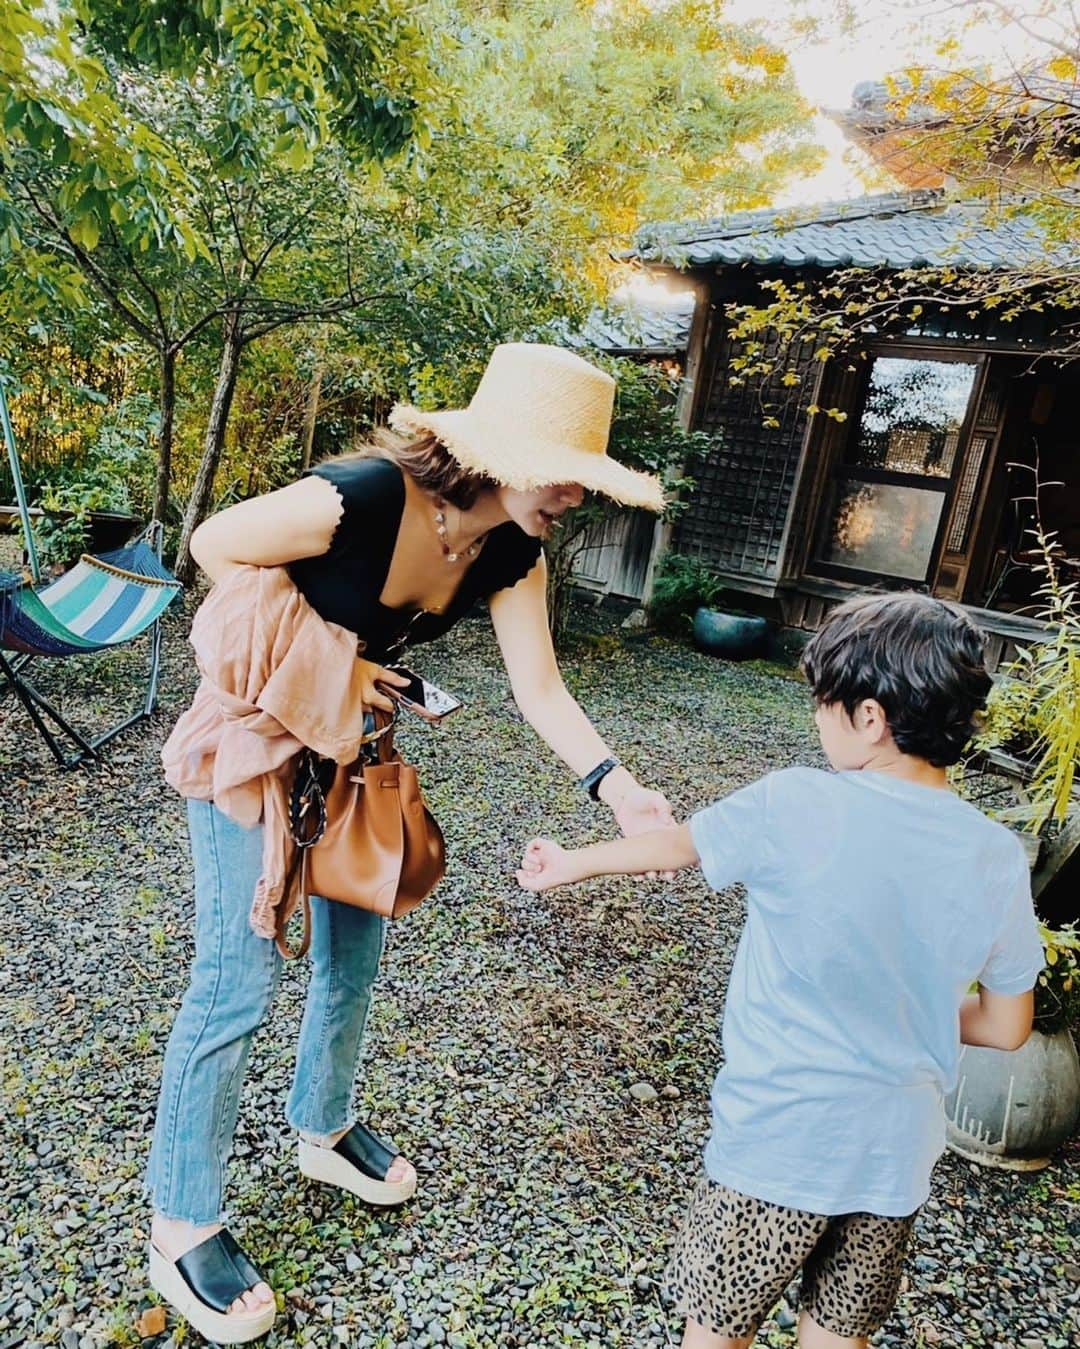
top-left (852, 358), bottom-right (978, 477)
top-left (818, 478), bottom-right (948, 580)
top-left (812, 355), bottom-right (980, 584)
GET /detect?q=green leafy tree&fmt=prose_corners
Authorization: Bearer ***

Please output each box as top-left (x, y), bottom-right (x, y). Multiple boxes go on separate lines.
top-left (1, 0), bottom-right (444, 575)
top-left (3, 0), bottom-right (820, 591)
top-left (375, 0), bottom-right (823, 379)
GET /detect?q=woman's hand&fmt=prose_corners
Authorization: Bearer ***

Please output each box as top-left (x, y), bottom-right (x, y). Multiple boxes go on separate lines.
top-left (611, 784), bottom-right (675, 839)
top-left (608, 783), bottom-right (677, 880)
top-left (517, 838), bottom-right (579, 892)
top-left (359, 659), bottom-right (410, 714)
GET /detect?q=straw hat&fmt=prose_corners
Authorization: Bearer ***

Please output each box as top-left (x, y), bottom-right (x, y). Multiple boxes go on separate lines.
top-left (388, 343), bottom-right (666, 512)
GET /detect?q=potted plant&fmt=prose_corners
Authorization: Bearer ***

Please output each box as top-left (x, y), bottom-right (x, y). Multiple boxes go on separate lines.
top-left (945, 925), bottom-right (1080, 1170)
top-left (37, 479), bottom-right (141, 564)
top-left (33, 395), bottom-right (156, 568)
top-left (649, 552), bottom-right (769, 660)
top-left (945, 505), bottom-right (1080, 1169)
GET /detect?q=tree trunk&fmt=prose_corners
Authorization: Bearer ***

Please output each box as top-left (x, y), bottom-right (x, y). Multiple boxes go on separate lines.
top-left (300, 358), bottom-right (324, 470)
top-left (152, 347), bottom-right (176, 525)
top-left (174, 317), bottom-right (243, 584)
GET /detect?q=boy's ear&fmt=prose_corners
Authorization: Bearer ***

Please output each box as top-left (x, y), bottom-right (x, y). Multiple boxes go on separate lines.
top-left (856, 698), bottom-right (890, 743)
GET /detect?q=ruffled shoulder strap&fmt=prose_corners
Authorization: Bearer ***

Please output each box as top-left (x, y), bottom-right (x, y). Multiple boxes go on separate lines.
top-left (473, 524), bottom-right (543, 599)
top-left (305, 456), bottom-right (406, 566)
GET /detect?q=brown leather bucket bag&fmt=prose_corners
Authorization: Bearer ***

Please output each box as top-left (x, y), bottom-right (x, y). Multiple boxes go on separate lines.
top-left (276, 714), bottom-right (445, 959)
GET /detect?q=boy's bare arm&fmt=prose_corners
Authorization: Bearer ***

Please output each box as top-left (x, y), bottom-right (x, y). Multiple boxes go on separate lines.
top-left (517, 823), bottom-right (699, 891)
top-left (960, 986), bottom-right (1034, 1052)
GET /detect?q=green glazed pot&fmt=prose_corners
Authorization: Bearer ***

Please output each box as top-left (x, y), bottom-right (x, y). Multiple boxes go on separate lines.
top-left (692, 607), bottom-right (768, 660)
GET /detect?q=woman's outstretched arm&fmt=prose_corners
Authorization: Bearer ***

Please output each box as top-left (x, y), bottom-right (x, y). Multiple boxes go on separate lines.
top-left (489, 555), bottom-right (674, 836)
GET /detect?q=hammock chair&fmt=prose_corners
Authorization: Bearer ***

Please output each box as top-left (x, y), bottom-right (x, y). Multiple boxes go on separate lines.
top-left (0, 379), bottom-right (182, 768)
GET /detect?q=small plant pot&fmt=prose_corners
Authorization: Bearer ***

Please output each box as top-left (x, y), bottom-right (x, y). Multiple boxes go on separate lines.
top-left (85, 511), bottom-right (142, 553)
top-left (944, 1027), bottom-right (1080, 1170)
top-left (692, 606), bottom-right (769, 661)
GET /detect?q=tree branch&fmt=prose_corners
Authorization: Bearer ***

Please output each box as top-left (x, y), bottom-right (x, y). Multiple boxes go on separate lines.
top-left (222, 182), bottom-right (255, 271)
top-left (109, 221), bottom-right (168, 336)
top-left (173, 306), bottom-right (232, 351)
top-left (20, 181), bottom-right (161, 347)
top-left (240, 291), bottom-right (403, 343)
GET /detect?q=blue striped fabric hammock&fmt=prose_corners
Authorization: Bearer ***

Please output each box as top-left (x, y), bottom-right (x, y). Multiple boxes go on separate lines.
top-left (0, 540), bottom-right (181, 657)
top-left (1, 374), bottom-right (183, 766)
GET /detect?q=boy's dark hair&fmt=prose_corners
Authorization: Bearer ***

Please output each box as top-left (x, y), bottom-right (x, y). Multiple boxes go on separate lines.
top-left (801, 592), bottom-right (992, 767)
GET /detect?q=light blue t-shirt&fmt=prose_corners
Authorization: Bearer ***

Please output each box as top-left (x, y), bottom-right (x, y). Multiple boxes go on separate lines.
top-left (689, 766), bottom-right (1044, 1218)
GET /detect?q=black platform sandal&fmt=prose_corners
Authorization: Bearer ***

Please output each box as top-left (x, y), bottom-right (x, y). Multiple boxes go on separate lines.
top-left (298, 1124), bottom-right (416, 1205)
top-left (148, 1229), bottom-right (275, 1344)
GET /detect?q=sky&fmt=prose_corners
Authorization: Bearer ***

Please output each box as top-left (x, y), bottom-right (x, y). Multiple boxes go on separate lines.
top-left (622, 0), bottom-right (1060, 307)
top-left (726, 0), bottom-right (1058, 205)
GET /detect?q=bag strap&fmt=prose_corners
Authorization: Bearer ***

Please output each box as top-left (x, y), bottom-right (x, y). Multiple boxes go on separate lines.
top-left (276, 846), bottom-right (312, 960)
top-left (365, 707), bottom-right (398, 765)
top-left (290, 748), bottom-right (331, 846)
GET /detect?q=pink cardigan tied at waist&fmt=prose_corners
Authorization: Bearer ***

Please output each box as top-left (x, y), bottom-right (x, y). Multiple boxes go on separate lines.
top-left (161, 565), bottom-right (369, 938)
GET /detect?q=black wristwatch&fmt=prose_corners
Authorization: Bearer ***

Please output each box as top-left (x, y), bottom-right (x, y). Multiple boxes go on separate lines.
top-left (580, 757), bottom-right (620, 802)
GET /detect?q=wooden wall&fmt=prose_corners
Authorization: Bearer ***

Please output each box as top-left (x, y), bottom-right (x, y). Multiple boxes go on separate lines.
top-left (571, 509), bottom-right (656, 600)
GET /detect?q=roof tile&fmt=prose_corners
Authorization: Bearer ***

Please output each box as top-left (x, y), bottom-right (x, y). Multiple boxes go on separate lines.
top-left (634, 190), bottom-right (1069, 272)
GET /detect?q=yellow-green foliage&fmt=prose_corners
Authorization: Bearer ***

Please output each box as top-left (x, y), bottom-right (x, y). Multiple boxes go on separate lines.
top-left (1036, 923), bottom-right (1080, 1031)
top-left (979, 522), bottom-right (1080, 833)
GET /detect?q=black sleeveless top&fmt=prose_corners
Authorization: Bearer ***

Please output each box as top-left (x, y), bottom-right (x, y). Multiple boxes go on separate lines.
top-left (288, 457), bottom-right (542, 661)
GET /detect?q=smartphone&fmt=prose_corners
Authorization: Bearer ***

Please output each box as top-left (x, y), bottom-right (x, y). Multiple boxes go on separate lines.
top-left (376, 666), bottom-right (464, 723)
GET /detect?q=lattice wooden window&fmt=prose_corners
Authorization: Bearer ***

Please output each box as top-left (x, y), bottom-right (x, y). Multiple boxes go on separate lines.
top-left (673, 334), bottom-right (817, 577)
top-left (945, 434), bottom-right (990, 553)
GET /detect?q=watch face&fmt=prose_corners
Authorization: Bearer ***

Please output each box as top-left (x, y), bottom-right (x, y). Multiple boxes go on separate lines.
top-left (584, 759), bottom-right (617, 797)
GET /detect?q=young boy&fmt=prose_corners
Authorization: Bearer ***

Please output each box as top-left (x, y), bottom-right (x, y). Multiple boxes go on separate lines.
top-left (517, 593), bottom-right (1044, 1349)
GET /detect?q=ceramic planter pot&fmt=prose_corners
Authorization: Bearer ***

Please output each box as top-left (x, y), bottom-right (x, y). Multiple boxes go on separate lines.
top-left (944, 1027), bottom-right (1080, 1170)
top-left (84, 510), bottom-right (142, 553)
top-left (42, 509), bottom-right (142, 561)
top-left (692, 606), bottom-right (769, 661)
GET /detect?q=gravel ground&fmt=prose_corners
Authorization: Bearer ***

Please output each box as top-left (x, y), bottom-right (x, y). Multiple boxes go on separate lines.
top-left (1, 596), bottom-right (1078, 1349)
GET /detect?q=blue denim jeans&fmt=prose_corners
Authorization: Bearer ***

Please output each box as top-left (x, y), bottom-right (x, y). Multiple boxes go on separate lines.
top-left (145, 799), bottom-right (386, 1224)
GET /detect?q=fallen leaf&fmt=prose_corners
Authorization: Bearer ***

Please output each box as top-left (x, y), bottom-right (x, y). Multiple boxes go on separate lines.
top-left (135, 1305), bottom-right (166, 1338)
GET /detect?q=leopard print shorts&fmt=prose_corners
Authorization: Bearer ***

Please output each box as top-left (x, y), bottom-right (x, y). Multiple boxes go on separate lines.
top-left (666, 1177), bottom-right (917, 1340)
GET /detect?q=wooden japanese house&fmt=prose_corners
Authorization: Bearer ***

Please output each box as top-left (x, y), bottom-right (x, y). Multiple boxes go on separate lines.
top-left (623, 189), bottom-right (1079, 667)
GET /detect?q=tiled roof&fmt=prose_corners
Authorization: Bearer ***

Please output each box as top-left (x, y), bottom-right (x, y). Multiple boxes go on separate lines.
top-left (579, 292), bottom-right (695, 354)
top-left (831, 73), bottom-right (1074, 131)
top-left (633, 190), bottom-right (1061, 271)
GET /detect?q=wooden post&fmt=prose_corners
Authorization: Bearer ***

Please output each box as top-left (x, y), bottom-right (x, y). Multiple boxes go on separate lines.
top-left (640, 275), bottom-right (713, 604)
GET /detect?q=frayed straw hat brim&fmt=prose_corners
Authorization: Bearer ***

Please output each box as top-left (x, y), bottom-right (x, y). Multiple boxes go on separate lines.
top-left (388, 405), bottom-right (666, 513)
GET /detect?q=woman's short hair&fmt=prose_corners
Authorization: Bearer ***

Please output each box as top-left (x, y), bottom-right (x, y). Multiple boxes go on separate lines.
top-left (801, 592), bottom-right (992, 767)
top-left (333, 431), bottom-right (496, 511)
